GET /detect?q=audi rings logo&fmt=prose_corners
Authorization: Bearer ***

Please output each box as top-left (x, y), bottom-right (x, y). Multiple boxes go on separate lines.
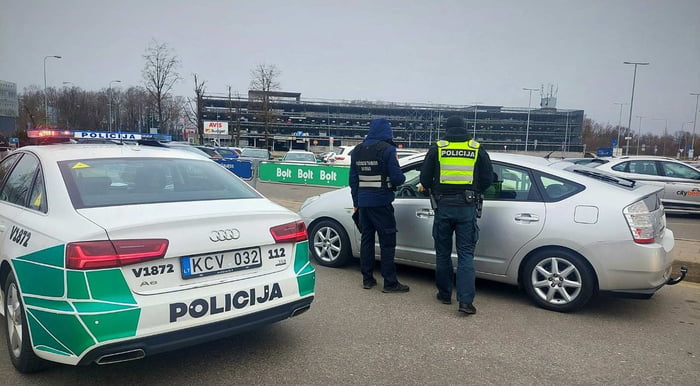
top-left (209, 229), bottom-right (240, 242)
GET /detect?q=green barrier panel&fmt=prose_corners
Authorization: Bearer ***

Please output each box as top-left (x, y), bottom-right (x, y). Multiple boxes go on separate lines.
top-left (258, 162), bottom-right (349, 187)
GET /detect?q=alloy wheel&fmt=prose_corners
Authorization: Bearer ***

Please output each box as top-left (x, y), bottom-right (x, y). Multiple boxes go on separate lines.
top-left (312, 225), bottom-right (342, 264)
top-left (530, 256), bottom-right (583, 305)
top-left (6, 282), bottom-right (23, 358)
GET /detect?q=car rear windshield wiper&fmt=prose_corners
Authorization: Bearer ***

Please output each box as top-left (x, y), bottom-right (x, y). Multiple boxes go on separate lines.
top-left (572, 168), bottom-right (636, 187)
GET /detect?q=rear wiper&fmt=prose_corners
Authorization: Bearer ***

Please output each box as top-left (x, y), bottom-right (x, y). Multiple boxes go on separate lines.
top-left (572, 168), bottom-right (636, 187)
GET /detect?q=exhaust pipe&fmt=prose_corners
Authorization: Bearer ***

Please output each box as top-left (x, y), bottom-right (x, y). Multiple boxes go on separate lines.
top-left (96, 349), bottom-right (146, 365)
top-left (666, 265), bottom-right (688, 286)
top-left (290, 305), bottom-right (311, 317)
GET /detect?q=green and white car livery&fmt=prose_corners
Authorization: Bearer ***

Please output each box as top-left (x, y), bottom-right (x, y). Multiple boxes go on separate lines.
top-left (1, 143), bottom-right (315, 372)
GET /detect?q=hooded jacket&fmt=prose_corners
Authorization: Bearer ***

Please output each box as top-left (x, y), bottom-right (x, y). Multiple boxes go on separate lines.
top-left (419, 122), bottom-right (494, 195)
top-left (349, 118), bottom-right (406, 207)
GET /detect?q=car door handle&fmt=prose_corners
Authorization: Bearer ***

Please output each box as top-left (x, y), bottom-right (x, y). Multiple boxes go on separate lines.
top-left (416, 208), bottom-right (435, 218)
top-left (514, 213), bottom-right (540, 223)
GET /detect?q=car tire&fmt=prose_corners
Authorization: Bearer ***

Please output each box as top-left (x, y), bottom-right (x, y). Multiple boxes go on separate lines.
top-left (522, 249), bottom-right (596, 312)
top-left (308, 219), bottom-right (352, 267)
top-left (4, 272), bottom-right (48, 373)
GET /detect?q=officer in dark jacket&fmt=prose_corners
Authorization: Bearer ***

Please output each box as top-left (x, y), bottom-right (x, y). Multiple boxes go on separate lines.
top-left (419, 116), bottom-right (493, 314)
top-left (350, 118), bottom-right (409, 293)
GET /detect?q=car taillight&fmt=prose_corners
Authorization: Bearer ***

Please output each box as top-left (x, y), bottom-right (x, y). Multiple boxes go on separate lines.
top-left (270, 221), bottom-right (307, 243)
top-left (623, 201), bottom-right (655, 244)
top-left (66, 239), bottom-right (169, 270)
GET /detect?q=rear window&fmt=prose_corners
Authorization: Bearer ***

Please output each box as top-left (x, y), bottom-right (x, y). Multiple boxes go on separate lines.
top-left (216, 148), bottom-right (237, 157)
top-left (58, 158), bottom-right (260, 209)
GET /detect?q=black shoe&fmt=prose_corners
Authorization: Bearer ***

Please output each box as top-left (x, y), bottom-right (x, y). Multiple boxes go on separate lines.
top-left (382, 282), bottom-right (410, 293)
top-left (436, 293), bottom-right (452, 304)
top-left (362, 279), bottom-right (377, 289)
top-left (458, 302), bottom-right (477, 315)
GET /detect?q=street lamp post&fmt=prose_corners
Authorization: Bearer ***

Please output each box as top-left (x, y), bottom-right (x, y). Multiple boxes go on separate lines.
top-left (613, 102), bottom-right (627, 154)
top-left (623, 61), bottom-right (649, 155)
top-left (635, 115), bottom-right (644, 155)
top-left (690, 92), bottom-right (699, 159)
top-left (108, 80), bottom-right (121, 132)
top-left (651, 118), bottom-right (667, 156)
top-left (680, 121), bottom-right (694, 157)
top-left (523, 87), bottom-right (538, 152)
top-left (472, 102), bottom-right (481, 139)
top-left (43, 55), bottom-right (62, 126)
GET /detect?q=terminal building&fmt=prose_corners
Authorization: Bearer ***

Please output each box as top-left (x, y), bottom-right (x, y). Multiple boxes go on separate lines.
top-left (199, 90), bottom-right (585, 153)
top-left (0, 80), bottom-right (18, 139)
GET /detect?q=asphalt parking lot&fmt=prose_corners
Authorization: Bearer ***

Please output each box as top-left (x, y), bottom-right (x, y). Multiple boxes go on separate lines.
top-left (2, 257), bottom-right (698, 385)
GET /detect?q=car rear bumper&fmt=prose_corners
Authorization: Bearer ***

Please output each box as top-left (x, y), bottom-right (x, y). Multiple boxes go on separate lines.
top-left (77, 296), bottom-right (314, 366)
top-left (593, 229), bottom-right (676, 292)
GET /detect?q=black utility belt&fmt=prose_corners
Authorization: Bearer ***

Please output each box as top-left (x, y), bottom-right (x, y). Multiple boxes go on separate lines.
top-left (434, 191), bottom-right (476, 205)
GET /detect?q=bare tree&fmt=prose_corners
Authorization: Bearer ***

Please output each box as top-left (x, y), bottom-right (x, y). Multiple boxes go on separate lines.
top-left (191, 73), bottom-right (206, 144)
top-left (17, 86), bottom-right (44, 131)
top-left (121, 86), bottom-right (151, 131)
top-left (163, 96), bottom-right (187, 139)
top-left (249, 64), bottom-right (281, 149)
top-left (142, 40), bottom-right (181, 134)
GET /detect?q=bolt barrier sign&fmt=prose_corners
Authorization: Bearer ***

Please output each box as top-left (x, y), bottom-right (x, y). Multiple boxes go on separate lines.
top-left (217, 159), bottom-right (254, 179)
top-left (258, 162), bottom-right (349, 187)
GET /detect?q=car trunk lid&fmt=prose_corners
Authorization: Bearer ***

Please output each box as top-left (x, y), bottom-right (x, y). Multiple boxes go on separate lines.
top-left (74, 198), bottom-right (303, 294)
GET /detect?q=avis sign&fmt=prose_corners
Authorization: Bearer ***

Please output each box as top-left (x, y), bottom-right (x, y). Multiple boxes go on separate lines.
top-left (203, 121), bottom-right (229, 135)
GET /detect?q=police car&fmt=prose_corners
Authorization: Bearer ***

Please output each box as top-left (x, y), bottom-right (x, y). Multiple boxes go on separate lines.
top-left (0, 130), bottom-right (315, 372)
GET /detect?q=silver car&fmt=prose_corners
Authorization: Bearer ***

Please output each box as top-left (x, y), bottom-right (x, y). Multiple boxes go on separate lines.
top-left (593, 156), bottom-right (700, 214)
top-left (299, 153), bottom-right (683, 312)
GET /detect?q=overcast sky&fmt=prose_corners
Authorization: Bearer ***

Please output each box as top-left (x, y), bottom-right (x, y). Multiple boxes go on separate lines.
top-left (1, 0), bottom-right (699, 135)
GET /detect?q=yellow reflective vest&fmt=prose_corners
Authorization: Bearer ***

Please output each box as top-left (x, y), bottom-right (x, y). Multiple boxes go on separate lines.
top-left (436, 139), bottom-right (480, 185)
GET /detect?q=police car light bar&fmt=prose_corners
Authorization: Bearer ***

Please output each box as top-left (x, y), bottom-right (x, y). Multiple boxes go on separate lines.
top-left (27, 129), bottom-right (73, 138)
top-left (26, 129), bottom-right (173, 142)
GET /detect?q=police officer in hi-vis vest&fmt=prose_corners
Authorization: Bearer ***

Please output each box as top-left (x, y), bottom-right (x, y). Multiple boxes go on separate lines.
top-left (350, 118), bottom-right (409, 293)
top-left (419, 116), bottom-right (493, 314)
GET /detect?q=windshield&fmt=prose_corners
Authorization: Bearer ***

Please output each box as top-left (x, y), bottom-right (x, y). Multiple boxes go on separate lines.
top-left (284, 152), bottom-right (316, 162)
top-left (240, 148), bottom-right (269, 159)
top-left (59, 157), bottom-right (260, 209)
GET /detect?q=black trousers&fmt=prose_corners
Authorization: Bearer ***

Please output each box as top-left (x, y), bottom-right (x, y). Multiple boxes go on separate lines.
top-left (358, 204), bottom-right (398, 286)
